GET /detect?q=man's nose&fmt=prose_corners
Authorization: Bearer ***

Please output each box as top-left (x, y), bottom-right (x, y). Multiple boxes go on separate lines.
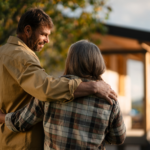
top-left (45, 36), bottom-right (49, 43)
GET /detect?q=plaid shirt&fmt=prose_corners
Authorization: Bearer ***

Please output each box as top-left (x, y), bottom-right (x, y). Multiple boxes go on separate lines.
top-left (5, 75), bottom-right (126, 150)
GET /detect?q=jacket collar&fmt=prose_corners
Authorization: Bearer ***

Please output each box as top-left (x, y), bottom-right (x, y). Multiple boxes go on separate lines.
top-left (7, 36), bottom-right (35, 55)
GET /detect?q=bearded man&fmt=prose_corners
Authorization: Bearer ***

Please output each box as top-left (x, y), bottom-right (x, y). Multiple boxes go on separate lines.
top-left (0, 8), bottom-right (117, 150)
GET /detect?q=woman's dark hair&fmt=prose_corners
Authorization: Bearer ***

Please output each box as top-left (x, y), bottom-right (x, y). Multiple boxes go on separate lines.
top-left (17, 8), bottom-right (53, 34)
top-left (64, 40), bottom-right (106, 80)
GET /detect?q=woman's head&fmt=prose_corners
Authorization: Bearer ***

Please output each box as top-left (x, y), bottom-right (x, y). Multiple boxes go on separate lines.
top-left (64, 40), bottom-right (105, 80)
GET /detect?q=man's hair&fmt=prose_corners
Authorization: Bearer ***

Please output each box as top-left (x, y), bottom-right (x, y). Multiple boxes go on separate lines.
top-left (17, 8), bottom-right (53, 34)
top-left (64, 40), bottom-right (106, 80)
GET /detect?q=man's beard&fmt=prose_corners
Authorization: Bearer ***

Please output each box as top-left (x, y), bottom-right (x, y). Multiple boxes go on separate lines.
top-left (27, 33), bottom-right (41, 52)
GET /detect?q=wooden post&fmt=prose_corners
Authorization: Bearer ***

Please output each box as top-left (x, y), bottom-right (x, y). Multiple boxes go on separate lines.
top-left (118, 55), bottom-right (126, 96)
top-left (144, 52), bottom-right (150, 140)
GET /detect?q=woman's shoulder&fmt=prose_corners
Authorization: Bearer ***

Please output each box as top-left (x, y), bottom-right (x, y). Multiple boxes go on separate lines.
top-left (61, 75), bottom-right (95, 82)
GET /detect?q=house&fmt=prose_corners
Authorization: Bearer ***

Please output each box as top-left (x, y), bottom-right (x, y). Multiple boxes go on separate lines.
top-left (95, 24), bottom-right (150, 149)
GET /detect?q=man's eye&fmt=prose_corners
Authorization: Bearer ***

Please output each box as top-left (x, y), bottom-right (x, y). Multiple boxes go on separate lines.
top-left (41, 34), bottom-right (47, 37)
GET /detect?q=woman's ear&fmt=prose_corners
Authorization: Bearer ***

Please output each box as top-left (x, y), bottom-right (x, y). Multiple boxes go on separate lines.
top-left (24, 25), bottom-right (32, 38)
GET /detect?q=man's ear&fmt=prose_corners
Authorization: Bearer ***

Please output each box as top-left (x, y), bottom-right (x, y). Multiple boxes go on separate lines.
top-left (24, 25), bottom-right (32, 38)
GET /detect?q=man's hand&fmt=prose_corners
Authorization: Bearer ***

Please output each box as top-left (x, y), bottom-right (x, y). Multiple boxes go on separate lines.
top-left (0, 109), bottom-right (5, 124)
top-left (74, 80), bottom-right (117, 105)
top-left (95, 80), bottom-right (117, 105)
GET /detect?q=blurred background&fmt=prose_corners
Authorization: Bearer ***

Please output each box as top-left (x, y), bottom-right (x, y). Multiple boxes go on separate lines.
top-left (0, 0), bottom-right (150, 150)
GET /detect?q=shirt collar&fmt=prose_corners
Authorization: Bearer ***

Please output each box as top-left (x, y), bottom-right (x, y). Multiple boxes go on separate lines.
top-left (7, 36), bottom-right (35, 55)
top-left (62, 75), bottom-right (96, 82)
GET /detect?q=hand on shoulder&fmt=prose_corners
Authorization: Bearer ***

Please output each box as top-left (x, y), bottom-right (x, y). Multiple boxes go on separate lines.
top-left (95, 80), bottom-right (117, 105)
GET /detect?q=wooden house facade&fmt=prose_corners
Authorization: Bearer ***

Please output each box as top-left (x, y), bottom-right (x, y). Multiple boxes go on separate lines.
top-left (96, 25), bottom-right (150, 149)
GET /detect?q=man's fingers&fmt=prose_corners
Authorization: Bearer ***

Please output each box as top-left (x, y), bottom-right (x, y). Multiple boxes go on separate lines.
top-left (105, 96), bottom-right (113, 105)
top-left (105, 82), bottom-right (117, 100)
top-left (95, 80), bottom-right (118, 104)
top-left (110, 89), bottom-right (117, 98)
top-left (109, 93), bottom-right (117, 101)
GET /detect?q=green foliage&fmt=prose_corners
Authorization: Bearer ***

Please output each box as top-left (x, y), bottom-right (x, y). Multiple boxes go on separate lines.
top-left (0, 0), bottom-right (111, 75)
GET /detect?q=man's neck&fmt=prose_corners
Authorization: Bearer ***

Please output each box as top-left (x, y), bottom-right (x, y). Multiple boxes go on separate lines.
top-left (17, 34), bottom-right (27, 45)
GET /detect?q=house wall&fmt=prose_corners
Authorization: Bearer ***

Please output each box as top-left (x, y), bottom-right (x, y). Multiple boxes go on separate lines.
top-left (102, 54), bottom-right (132, 130)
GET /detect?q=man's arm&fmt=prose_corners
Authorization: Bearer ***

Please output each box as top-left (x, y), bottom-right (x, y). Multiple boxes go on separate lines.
top-left (6, 54), bottom-right (117, 104)
top-left (0, 98), bottom-right (44, 132)
top-left (105, 101), bottom-right (126, 145)
top-left (18, 60), bottom-right (117, 104)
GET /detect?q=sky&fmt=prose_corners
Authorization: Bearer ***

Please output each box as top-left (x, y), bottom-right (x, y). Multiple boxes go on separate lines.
top-left (58, 0), bottom-right (150, 31)
top-left (105, 0), bottom-right (150, 31)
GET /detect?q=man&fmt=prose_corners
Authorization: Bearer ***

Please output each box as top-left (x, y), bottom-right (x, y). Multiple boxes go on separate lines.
top-left (0, 8), bottom-right (116, 150)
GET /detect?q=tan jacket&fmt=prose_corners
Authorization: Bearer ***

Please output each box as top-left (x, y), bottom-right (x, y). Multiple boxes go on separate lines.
top-left (0, 36), bottom-right (81, 150)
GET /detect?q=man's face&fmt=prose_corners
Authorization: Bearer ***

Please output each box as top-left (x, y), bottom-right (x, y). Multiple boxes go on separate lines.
top-left (27, 25), bottom-right (51, 52)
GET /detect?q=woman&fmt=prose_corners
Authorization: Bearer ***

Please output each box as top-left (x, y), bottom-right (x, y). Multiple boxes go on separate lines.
top-left (0, 40), bottom-right (126, 150)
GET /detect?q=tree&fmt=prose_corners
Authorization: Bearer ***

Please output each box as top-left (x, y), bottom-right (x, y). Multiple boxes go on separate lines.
top-left (0, 0), bottom-right (111, 75)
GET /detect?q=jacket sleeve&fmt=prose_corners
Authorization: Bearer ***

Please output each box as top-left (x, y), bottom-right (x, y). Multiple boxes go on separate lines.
top-left (105, 101), bottom-right (126, 145)
top-left (4, 54), bottom-right (82, 102)
top-left (5, 98), bottom-right (44, 132)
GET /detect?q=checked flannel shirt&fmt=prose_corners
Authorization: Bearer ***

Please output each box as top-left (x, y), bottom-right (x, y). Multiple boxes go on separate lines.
top-left (5, 76), bottom-right (126, 150)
